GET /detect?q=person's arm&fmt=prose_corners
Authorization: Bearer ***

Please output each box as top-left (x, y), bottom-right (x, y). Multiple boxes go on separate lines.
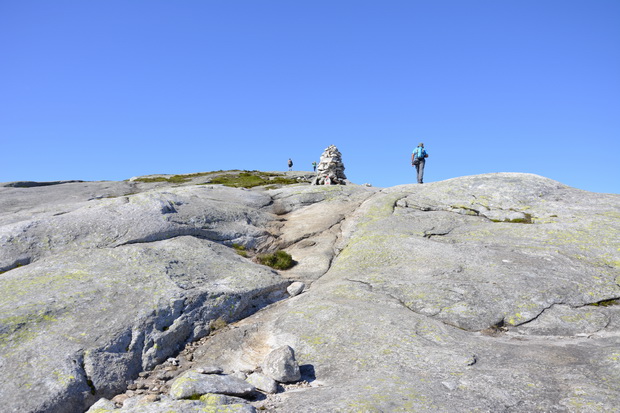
top-left (411, 152), bottom-right (415, 163)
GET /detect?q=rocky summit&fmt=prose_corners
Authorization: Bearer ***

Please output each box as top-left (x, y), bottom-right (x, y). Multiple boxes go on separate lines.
top-left (0, 171), bottom-right (619, 413)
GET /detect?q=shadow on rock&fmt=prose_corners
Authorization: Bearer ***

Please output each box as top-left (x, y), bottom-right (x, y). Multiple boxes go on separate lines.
top-left (299, 364), bottom-right (316, 383)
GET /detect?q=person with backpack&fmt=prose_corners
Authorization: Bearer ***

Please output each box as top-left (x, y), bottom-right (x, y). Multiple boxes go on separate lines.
top-left (411, 143), bottom-right (428, 184)
top-left (288, 158), bottom-right (293, 171)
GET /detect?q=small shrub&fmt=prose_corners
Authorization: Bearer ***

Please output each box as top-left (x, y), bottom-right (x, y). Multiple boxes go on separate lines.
top-left (132, 172), bottom-right (218, 184)
top-left (257, 250), bottom-right (295, 270)
top-left (210, 317), bottom-right (228, 331)
top-left (209, 172), bottom-right (263, 188)
top-left (270, 176), bottom-right (299, 185)
top-left (208, 171), bottom-right (299, 189)
top-left (133, 177), bottom-right (169, 183)
top-left (232, 243), bottom-right (248, 257)
top-left (167, 175), bottom-right (191, 184)
top-left (132, 170), bottom-right (300, 188)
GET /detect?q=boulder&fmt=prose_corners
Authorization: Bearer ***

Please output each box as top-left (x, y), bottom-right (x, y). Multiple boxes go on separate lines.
top-left (262, 345), bottom-right (301, 383)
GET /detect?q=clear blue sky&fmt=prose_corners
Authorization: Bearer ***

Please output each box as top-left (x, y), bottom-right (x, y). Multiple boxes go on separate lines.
top-left (1, 1), bottom-right (619, 193)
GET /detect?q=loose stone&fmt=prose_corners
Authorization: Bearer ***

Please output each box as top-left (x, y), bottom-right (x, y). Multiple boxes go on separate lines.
top-left (287, 281), bottom-right (305, 297)
top-left (262, 345), bottom-right (301, 383)
top-left (246, 372), bottom-right (279, 394)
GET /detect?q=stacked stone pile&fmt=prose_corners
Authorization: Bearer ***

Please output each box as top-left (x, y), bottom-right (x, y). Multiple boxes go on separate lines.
top-left (311, 145), bottom-right (347, 185)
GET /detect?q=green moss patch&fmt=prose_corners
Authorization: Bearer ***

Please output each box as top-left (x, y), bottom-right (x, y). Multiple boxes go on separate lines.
top-left (130, 170), bottom-right (300, 188)
top-left (132, 171), bottom-right (223, 184)
top-left (133, 177), bottom-right (171, 183)
top-left (208, 171), bottom-right (299, 188)
top-left (232, 243), bottom-right (248, 257)
top-left (257, 250), bottom-right (295, 270)
top-left (590, 298), bottom-right (620, 307)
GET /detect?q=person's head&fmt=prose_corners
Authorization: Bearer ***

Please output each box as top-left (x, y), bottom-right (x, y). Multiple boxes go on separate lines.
top-left (418, 143), bottom-right (424, 147)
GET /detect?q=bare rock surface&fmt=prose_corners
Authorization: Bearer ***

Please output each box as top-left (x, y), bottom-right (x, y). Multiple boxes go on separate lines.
top-left (86, 394), bottom-right (257, 412)
top-left (0, 235), bottom-right (286, 412)
top-left (183, 173), bottom-right (620, 412)
top-left (1, 171), bottom-right (619, 412)
top-left (169, 370), bottom-right (256, 399)
top-left (0, 184), bottom-right (274, 273)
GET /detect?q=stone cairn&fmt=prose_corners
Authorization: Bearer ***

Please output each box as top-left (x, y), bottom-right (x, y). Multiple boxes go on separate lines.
top-left (311, 145), bottom-right (347, 185)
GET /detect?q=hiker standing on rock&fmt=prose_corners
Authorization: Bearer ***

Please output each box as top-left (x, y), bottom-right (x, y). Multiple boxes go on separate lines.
top-left (411, 143), bottom-right (428, 184)
top-left (288, 158), bottom-right (293, 171)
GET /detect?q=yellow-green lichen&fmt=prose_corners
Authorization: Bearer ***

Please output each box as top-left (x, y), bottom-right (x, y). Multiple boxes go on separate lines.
top-left (332, 234), bottom-right (408, 273)
top-left (301, 334), bottom-right (329, 348)
top-left (559, 312), bottom-right (597, 323)
top-left (356, 192), bottom-right (407, 229)
top-left (0, 311), bottom-right (59, 348)
top-left (506, 312), bottom-right (526, 326)
top-left (52, 370), bottom-right (76, 386)
top-left (345, 379), bottom-right (434, 412)
top-left (562, 396), bottom-right (608, 412)
top-left (0, 270), bottom-right (94, 303)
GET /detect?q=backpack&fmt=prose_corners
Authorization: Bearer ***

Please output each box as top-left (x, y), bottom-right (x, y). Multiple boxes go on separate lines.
top-left (415, 147), bottom-right (425, 160)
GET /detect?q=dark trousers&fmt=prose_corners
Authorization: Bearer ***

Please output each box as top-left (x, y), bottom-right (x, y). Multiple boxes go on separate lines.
top-left (415, 159), bottom-right (425, 183)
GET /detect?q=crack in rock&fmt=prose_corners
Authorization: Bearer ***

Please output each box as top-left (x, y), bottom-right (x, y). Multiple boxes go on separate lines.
top-left (344, 278), bottom-right (474, 331)
top-left (423, 227), bottom-right (454, 239)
